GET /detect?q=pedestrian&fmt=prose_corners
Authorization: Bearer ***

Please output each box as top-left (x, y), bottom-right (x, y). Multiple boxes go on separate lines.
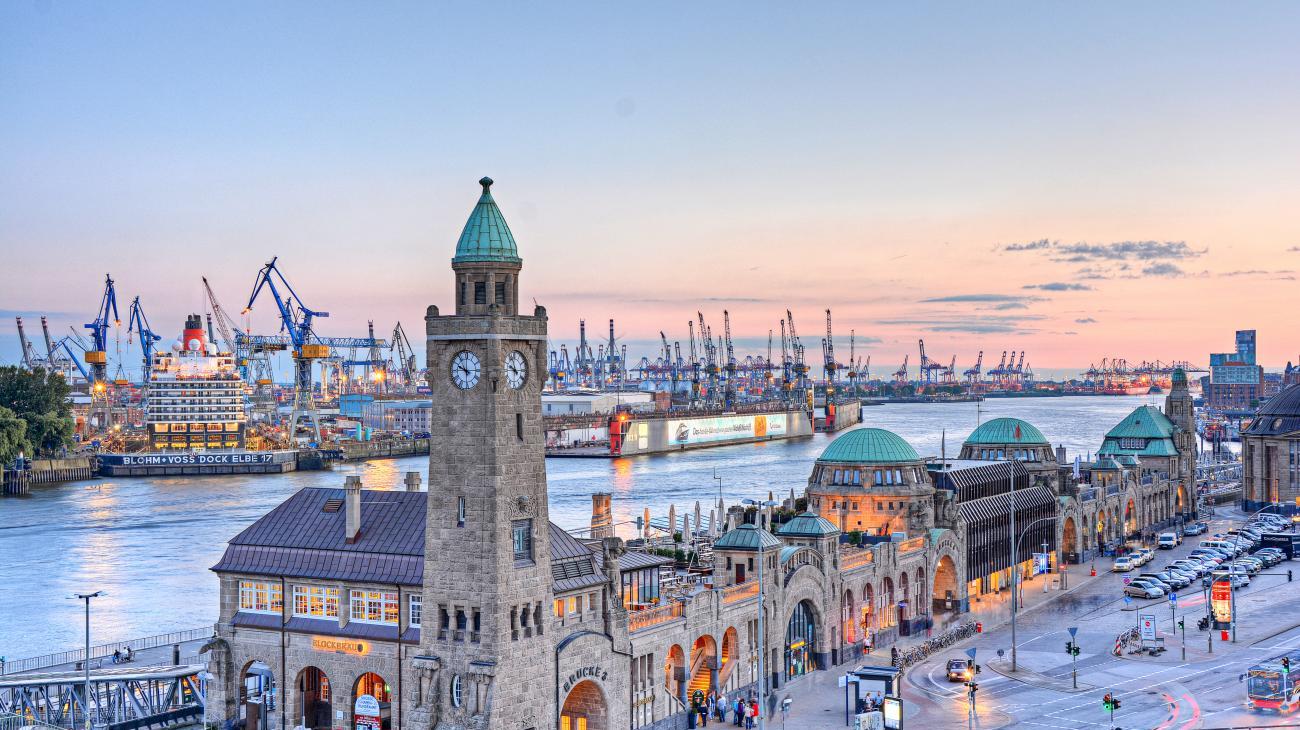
top-left (734, 696), bottom-right (743, 726)
top-left (891, 645), bottom-right (899, 665)
top-left (743, 700), bottom-right (754, 729)
top-left (715, 693), bottom-right (726, 722)
top-left (750, 698), bottom-right (760, 728)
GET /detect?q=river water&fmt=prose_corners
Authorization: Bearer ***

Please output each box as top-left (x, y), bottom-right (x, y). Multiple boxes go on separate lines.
top-left (1, 395), bottom-right (1170, 658)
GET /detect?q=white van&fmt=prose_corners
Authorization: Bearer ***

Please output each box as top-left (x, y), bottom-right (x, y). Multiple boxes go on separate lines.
top-left (1157, 532), bottom-right (1179, 549)
top-left (1202, 539), bottom-right (1239, 555)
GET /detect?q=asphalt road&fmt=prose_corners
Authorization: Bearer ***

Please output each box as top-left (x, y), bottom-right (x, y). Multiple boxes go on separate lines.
top-left (895, 508), bottom-right (1300, 729)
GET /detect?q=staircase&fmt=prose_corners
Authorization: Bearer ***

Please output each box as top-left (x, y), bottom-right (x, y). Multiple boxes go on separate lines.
top-left (686, 649), bottom-right (712, 699)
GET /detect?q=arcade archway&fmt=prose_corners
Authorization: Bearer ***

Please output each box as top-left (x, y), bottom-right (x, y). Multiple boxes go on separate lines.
top-left (352, 672), bottom-right (390, 730)
top-left (294, 666), bottom-right (331, 730)
top-left (664, 644), bottom-right (686, 702)
top-left (841, 590), bottom-right (856, 644)
top-left (860, 582), bottom-right (875, 635)
top-left (239, 660), bottom-right (275, 730)
top-left (933, 555), bottom-right (958, 615)
top-left (689, 635), bottom-right (717, 697)
top-left (898, 573), bottom-right (911, 622)
top-left (561, 679), bottom-right (607, 730)
top-left (785, 600), bottom-right (818, 680)
top-left (1062, 516), bottom-right (1078, 560)
top-left (720, 627), bottom-right (740, 690)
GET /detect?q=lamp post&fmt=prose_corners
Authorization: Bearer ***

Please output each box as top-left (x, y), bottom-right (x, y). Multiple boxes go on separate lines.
top-left (743, 498), bottom-right (779, 730)
top-left (199, 671), bottom-right (214, 730)
top-left (71, 591), bottom-right (105, 730)
top-left (1011, 516), bottom-right (1058, 672)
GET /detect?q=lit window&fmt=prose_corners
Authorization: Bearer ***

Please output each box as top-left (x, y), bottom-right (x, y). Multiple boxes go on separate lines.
top-left (238, 581), bottom-right (283, 614)
top-left (349, 590), bottom-right (399, 624)
top-left (292, 586), bottom-right (340, 619)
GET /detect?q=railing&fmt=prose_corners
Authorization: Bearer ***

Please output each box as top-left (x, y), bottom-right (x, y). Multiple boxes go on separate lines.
top-left (898, 536), bottom-right (926, 555)
top-left (840, 549), bottom-right (875, 571)
top-left (721, 581), bottom-right (759, 605)
top-left (629, 601), bottom-right (685, 633)
top-left (1, 626), bottom-right (213, 675)
top-left (1, 714), bottom-right (64, 730)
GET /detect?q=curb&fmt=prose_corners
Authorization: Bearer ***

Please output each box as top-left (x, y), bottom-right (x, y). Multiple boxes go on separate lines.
top-left (986, 658), bottom-right (1095, 693)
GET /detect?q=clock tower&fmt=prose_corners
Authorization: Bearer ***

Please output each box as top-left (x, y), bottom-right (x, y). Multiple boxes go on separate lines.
top-left (421, 177), bottom-right (554, 730)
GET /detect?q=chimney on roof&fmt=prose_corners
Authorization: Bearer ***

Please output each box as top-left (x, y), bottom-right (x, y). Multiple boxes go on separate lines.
top-left (591, 493), bottom-right (613, 539)
top-left (404, 471), bottom-right (422, 492)
top-left (345, 475), bottom-right (362, 544)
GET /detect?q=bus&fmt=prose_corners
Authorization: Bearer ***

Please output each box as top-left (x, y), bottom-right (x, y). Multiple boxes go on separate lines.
top-left (1247, 651), bottom-right (1300, 713)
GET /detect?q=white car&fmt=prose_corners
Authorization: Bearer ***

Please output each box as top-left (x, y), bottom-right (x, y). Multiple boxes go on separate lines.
top-left (1112, 556), bottom-right (1135, 572)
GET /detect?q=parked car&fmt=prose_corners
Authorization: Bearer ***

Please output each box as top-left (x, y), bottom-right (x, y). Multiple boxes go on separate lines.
top-left (1183, 522), bottom-right (1209, 536)
top-left (1137, 548), bottom-right (1156, 564)
top-left (1161, 567), bottom-right (1196, 585)
top-left (1137, 574), bottom-right (1174, 591)
top-left (1126, 579), bottom-right (1165, 598)
top-left (1112, 556), bottom-right (1135, 572)
top-left (1173, 560), bottom-right (1211, 576)
top-left (1157, 532), bottom-right (1180, 549)
top-left (1153, 571), bottom-right (1190, 589)
top-left (1204, 571), bottom-right (1250, 589)
top-left (1234, 557), bottom-right (1264, 574)
top-left (947, 658), bottom-right (974, 682)
top-left (1256, 548), bottom-right (1286, 564)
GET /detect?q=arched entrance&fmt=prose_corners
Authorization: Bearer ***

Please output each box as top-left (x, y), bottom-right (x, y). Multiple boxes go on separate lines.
top-left (933, 555), bottom-right (958, 616)
top-left (898, 573), bottom-right (911, 622)
top-left (295, 667), bottom-right (331, 730)
top-left (1062, 517), bottom-right (1077, 561)
top-left (1095, 511), bottom-right (1106, 551)
top-left (352, 673), bottom-right (391, 730)
top-left (841, 590), bottom-right (856, 645)
top-left (239, 660), bottom-right (276, 730)
top-left (1125, 499), bottom-right (1137, 536)
top-left (664, 644), bottom-right (686, 703)
top-left (785, 600), bottom-right (818, 680)
top-left (860, 583), bottom-right (875, 638)
top-left (561, 679), bottom-right (607, 730)
top-left (882, 577), bottom-right (896, 627)
top-left (1177, 484), bottom-right (1188, 517)
top-left (720, 627), bottom-right (740, 690)
top-left (688, 635), bottom-right (717, 699)
top-left (914, 568), bottom-right (926, 611)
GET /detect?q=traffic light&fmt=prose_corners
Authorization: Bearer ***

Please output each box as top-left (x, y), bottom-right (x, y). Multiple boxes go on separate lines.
top-left (1066, 642), bottom-right (1073, 655)
top-left (1177, 618), bottom-right (1184, 630)
top-left (1284, 657), bottom-right (1291, 675)
top-left (975, 663), bottom-right (982, 674)
top-left (1102, 693), bottom-right (1113, 711)
top-left (1113, 695), bottom-right (1122, 710)
top-left (1073, 644), bottom-right (1081, 657)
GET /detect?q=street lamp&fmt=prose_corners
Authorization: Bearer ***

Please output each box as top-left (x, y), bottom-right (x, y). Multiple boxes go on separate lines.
top-left (743, 497), bottom-right (779, 730)
top-left (1011, 516), bottom-right (1058, 673)
top-left (199, 671), bottom-right (214, 730)
top-left (70, 591), bottom-right (105, 730)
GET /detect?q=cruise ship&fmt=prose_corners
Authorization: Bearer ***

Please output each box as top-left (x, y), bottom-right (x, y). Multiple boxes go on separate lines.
top-left (145, 314), bottom-right (247, 451)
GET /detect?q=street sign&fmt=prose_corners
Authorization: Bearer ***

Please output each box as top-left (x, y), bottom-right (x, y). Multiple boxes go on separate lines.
top-left (1169, 592), bottom-right (1177, 604)
top-left (1123, 595), bottom-right (1132, 605)
top-left (1123, 577), bottom-right (1132, 585)
top-left (966, 648), bottom-right (977, 660)
top-left (1140, 614), bottom-right (1157, 641)
top-left (1068, 626), bottom-right (1078, 638)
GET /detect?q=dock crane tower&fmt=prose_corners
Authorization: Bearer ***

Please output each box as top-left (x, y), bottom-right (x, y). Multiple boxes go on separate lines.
top-left (964, 351), bottom-right (984, 384)
top-left (83, 274), bottom-right (120, 429)
top-left (787, 310), bottom-right (811, 409)
top-left (893, 354), bottom-right (909, 384)
top-left (243, 257), bottom-right (329, 444)
top-left (722, 311), bottom-right (737, 408)
top-left (15, 317), bottom-right (38, 369)
top-left (126, 297), bottom-right (162, 384)
top-left (822, 309), bottom-right (838, 396)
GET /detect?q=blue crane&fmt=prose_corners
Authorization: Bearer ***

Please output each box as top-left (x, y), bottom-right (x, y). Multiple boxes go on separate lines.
top-left (243, 257), bottom-right (329, 444)
top-left (82, 274), bottom-right (120, 385)
top-left (126, 296), bottom-right (162, 383)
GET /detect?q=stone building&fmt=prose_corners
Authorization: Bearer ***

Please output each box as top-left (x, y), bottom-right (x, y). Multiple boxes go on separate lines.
top-left (202, 178), bottom-right (1200, 730)
top-left (1241, 384), bottom-right (1300, 513)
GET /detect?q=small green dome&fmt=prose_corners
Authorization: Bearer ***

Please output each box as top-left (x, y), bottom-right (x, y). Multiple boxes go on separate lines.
top-left (1172, 368), bottom-right (1188, 387)
top-left (714, 523), bottom-right (782, 552)
top-left (818, 428), bottom-right (920, 464)
top-left (965, 418), bottom-right (1047, 446)
top-left (776, 511), bottom-right (840, 538)
top-left (453, 177), bottom-right (523, 265)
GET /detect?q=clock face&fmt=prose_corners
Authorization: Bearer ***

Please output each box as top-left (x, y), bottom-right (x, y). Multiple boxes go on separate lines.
top-left (505, 350), bottom-right (528, 389)
top-left (450, 350), bottom-right (481, 390)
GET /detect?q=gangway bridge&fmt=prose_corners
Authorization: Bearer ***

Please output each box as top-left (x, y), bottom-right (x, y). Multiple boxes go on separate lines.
top-left (0, 664), bottom-right (205, 730)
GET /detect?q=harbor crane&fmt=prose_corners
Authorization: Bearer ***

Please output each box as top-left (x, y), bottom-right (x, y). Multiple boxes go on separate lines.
top-left (243, 256), bottom-right (330, 444)
top-left (126, 297), bottom-right (163, 383)
top-left (15, 317), bottom-right (39, 369)
top-left (723, 311), bottom-right (737, 408)
top-left (893, 354), bottom-right (909, 384)
top-left (917, 339), bottom-right (948, 383)
top-left (83, 274), bottom-right (120, 428)
top-left (964, 351), bottom-right (984, 383)
top-left (822, 309), bottom-right (839, 395)
top-left (388, 322), bottom-right (417, 388)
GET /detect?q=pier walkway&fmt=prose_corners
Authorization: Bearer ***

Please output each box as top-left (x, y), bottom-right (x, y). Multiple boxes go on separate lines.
top-left (2, 627), bottom-right (212, 677)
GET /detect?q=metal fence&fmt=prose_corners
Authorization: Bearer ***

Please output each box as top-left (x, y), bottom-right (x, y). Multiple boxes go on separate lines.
top-left (1, 714), bottom-right (64, 730)
top-left (1, 627), bottom-right (213, 675)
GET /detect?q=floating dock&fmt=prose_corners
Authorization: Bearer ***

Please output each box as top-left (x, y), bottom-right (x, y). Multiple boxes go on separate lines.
top-left (96, 450), bottom-right (299, 476)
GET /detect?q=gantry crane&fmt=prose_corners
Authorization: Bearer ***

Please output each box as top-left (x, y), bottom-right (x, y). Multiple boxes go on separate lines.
top-left (83, 274), bottom-right (120, 428)
top-left (893, 354), bottom-right (909, 384)
top-left (243, 257), bottom-right (331, 444)
top-left (964, 351), bottom-right (984, 383)
top-left (126, 297), bottom-right (162, 384)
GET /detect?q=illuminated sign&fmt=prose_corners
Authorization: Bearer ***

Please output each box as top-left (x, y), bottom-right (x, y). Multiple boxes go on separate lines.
top-left (669, 414), bottom-right (788, 446)
top-left (882, 696), bottom-right (903, 729)
top-left (353, 694), bottom-right (381, 730)
top-left (312, 636), bottom-right (371, 656)
top-left (1211, 579), bottom-right (1233, 624)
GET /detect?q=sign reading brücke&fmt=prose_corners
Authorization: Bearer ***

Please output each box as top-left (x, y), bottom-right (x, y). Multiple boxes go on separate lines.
top-left (562, 666), bottom-right (607, 693)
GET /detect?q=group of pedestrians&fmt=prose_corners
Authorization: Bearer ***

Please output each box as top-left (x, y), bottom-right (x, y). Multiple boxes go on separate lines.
top-left (693, 691), bottom-right (762, 728)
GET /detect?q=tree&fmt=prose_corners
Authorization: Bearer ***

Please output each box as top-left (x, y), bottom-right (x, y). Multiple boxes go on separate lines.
top-left (0, 406), bottom-right (31, 465)
top-left (0, 366), bottom-right (74, 456)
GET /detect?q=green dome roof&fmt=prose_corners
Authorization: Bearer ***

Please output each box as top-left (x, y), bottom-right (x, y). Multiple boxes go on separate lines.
top-left (965, 418), bottom-right (1047, 446)
top-left (818, 428), bottom-right (920, 464)
top-left (776, 511), bottom-right (840, 537)
top-left (713, 523), bottom-right (782, 551)
top-left (1172, 368), bottom-right (1187, 387)
top-left (453, 177), bottom-right (522, 264)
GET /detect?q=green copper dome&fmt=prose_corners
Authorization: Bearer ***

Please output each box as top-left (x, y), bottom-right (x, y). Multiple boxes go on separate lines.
top-left (713, 523), bottom-right (782, 552)
top-left (452, 177), bottom-right (522, 264)
top-left (1172, 368), bottom-right (1187, 387)
top-left (818, 428), bottom-right (920, 464)
top-left (776, 511), bottom-right (840, 537)
top-left (965, 417), bottom-right (1048, 446)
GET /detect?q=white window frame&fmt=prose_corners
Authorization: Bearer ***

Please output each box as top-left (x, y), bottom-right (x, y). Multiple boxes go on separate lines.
top-left (348, 589), bottom-right (399, 625)
top-left (238, 581), bottom-right (282, 615)
top-left (291, 585), bottom-right (340, 619)
top-left (409, 594), bottom-right (422, 628)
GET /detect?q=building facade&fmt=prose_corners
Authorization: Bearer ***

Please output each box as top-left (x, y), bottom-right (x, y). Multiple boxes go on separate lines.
top-left (203, 179), bottom-right (1201, 730)
top-left (1208, 329), bottom-right (1263, 411)
top-left (1241, 384), bottom-right (1300, 513)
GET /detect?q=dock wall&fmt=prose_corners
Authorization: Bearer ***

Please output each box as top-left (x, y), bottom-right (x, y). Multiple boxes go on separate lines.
top-left (97, 450), bottom-right (298, 477)
top-left (616, 409), bottom-right (814, 456)
top-left (337, 438), bottom-right (430, 461)
top-left (2, 456), bottom-right (97, 495)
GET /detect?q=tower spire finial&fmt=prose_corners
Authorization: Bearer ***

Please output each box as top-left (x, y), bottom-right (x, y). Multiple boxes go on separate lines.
top-left (479, 176), bottom-right (494, 192)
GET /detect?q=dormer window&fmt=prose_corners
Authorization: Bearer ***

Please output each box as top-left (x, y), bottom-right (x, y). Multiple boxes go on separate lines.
top-left (1119, 438), bottom-right (1146, 450)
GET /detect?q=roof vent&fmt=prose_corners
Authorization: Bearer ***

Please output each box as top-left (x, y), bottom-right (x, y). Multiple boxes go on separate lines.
top-left (323, 498), bottom-right (344, 513)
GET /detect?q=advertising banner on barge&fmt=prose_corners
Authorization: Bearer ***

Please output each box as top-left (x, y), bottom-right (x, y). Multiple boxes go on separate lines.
top-left (98, 452), bottom-right (288, 466)
top-left (668, 413), bottom-right (788, 446)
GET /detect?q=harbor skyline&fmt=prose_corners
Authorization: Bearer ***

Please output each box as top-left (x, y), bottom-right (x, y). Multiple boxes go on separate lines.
top-left (4, 3), bottom-right (1300, 368)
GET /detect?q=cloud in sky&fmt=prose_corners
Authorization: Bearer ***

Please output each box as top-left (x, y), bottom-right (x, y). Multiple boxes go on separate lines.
top-left (1075, 317), bottom-right (1097, 324)
top-left (991, 302), bottom-right (1029, 310)
top-left (1052, 240), bottom-right (1203, 262)
top-left (1023, 282), bottom-right (1092, 291)
top-left (1142, 262), bottom-right (1184, 277)
top-left (1288, 246), bottom-right (1300, 253)
top-left (1003, 239), bottom-right (1053, 251)
top-left (920, 294), bottom-right (1029, 303)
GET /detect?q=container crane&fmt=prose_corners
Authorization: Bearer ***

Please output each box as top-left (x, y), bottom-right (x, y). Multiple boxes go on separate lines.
top-left (893, 354), bottom-right (909, 384)
top-left (722, 311), bottom-right (737, 408)
top-left (243, 256), bottom-right (330, 444)
top-left (16, 317), bottom-right (38, 369)
top-left (964, 351), bottom-right (984, 383)
top-left (126, 297), bottom-right (163, 384)
top-left (822, 309), bottom-right (838, 395)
